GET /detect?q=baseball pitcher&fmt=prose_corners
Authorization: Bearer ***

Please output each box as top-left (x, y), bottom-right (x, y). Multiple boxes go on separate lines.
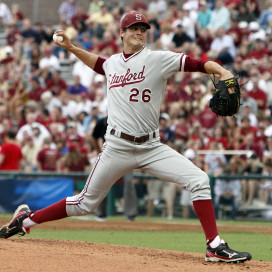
top-left (0, 11), bottom-right (251, 263)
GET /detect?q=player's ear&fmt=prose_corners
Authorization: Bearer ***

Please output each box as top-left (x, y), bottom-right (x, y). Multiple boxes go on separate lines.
top-left (120, 28), bottom-right (126, 38)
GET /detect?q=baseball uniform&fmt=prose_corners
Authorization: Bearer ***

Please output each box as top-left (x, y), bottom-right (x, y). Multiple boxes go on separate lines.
top-left (65, 47), bottom-right (210, 216)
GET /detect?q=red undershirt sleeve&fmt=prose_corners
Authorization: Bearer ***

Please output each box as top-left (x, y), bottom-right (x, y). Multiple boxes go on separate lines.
top-left (93, 57), bottom-right (106, 75)
top-left (184, 56), bottom-right (208, 73)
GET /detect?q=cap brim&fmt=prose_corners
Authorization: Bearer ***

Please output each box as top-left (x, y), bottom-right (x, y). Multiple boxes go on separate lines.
top-left (124, 22), bottom-right (151, 29)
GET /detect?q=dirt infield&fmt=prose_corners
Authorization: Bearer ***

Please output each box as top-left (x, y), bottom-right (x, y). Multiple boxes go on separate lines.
top-left (0, 219), bottom-right (271, 272)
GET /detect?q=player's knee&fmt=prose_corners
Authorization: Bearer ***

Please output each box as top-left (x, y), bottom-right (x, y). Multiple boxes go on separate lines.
top-left (200, 171), bottom-right (210, 187)
top-left (66, 193), bottom-right (104, 216)
top-left (190, 171), bottom-right (211, 201)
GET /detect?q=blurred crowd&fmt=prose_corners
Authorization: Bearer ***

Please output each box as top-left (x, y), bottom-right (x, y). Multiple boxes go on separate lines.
top-left (0, 0), bottom-right (272, 218)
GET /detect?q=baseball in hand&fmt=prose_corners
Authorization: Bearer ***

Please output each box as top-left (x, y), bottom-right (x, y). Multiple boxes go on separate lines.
top-left (53, 34), bottom-right (63, 42)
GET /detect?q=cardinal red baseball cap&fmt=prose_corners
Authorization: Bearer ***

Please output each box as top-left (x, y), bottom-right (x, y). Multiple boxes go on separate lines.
top-left (121, 11), bottom-right (151, 29)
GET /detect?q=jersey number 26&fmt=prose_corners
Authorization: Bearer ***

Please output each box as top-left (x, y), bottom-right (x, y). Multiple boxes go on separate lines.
top-left (129, 88), bottom-right (151, 103)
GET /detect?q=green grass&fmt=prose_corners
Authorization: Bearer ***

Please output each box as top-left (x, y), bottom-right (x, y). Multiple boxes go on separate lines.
top-left (28, 228), bottom-right (271, 262)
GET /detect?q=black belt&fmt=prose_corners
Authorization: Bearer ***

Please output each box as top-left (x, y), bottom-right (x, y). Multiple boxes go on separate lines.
top-left (110, 129), bottom-right (156, 143)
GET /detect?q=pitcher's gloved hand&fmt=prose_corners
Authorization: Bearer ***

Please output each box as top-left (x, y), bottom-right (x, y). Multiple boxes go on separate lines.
top-left (209, 76), bottom-right (243, 117)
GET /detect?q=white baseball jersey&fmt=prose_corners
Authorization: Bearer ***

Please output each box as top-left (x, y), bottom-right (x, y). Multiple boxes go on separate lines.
top-left (102, 47), bottom-right (187, 135)
top-left (66, 47), bottom-right (211, 218)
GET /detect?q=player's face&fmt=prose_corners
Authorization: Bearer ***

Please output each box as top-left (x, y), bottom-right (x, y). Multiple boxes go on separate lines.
top-left (121, 24), bottom-right (147, 53)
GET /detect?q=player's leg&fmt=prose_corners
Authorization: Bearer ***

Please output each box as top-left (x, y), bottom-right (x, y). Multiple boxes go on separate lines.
top-left (139, 144), bottom-right (251, 262)
top-left (0, 143), bottom-right (137, 238)
top-left (139, 145), bottom-right (217, 240)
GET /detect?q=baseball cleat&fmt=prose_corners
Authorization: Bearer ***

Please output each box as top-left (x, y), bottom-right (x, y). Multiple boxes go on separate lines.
top-left (0, 204), bottom-right (31, 239)
top-left (205, 241), bottom-right (252, 263)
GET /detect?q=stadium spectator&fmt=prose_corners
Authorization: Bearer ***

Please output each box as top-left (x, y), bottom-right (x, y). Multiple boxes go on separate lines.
top-left (34, 22), bottom-right (50, 45)
top-left (59, 94), bottom-right (78, 119)
top-left (88, 0), bottom-right (103, 14)
top-left (60, 142), bottom-right (89, 172)
top-left (16, 112), bottom-right (50, 145)
top-left (85, 4), bottom-right (113, 39)
top-left (40, 91), bottom-right (62, 113)
top-left (58, 0), bottom-right (78, 24)
top-left (75, 92), bottom-right (93, 116)
top-left (237, 2), bottom-right (255, 23)
top-left (146, 178), bottom-right (173, 219)
top-left (0, 130), bottom-right (24, 171)
top-left (20, 18), bottom-right (36, 46)
top-left (224, 0), bottom-right (242, 13)
top-left (37, 137), bottom-right (61, 171)
top-left (65, 121), bottom-right (84, 147)
top-left (196, 1), bottom-right (211, 30)
top-left (259, 158), bottom-right (272, 205)
top-left (31, 122), bottom-right (52, 146)
top-left (231, 56), bottom-right (249, 79)
top-left (28, 76), bottom-right (45, 102)
top-left (30, 44), bottom-right (42, 74)
top-left (207, 0), bottom-right (230, 34)
top-left (67, 75), bottom-right (88, 97)
top-left (245, 0), bottom-right (261, 18)
top-left (263, 136), bottom-right (272, 160)
top-left (50, 106), bottom-right (67, 124)
top-left (36, 108), bottom-right (53, 131)
top-left (71, 55), bottom-right (95, 88)
top-left (259, 0), bottom-right (272, 28)
top-left (248, 75), bottom-right (267, 111)
top-left (96, 31), bottom-right (119, 55)
top-left (171, 23), bottom-right (192, 50)
top-left (226, 17), bottom-right (243, 48)
top-left (248, 38), bottom-right (269, 60)
top-left (6, 22), bottom-right (20, 46)
top-left (199, 105), bottom-right (218, 130)
top-left (174, 114), bottom-right (189, 143)
top-left (214, 156), bottom-right (243, 220)
top-left (11, 3), bottom-right (24, 27)
top-left (209, 27), bottom-right (236, 65)
top-left (148, 0), bottom-right (168, 21)
top-left (7, 78), bottom-right (28, 118)
top-left (159, 23), bottom-right (174, 50)
top-left (78, 32), bottom-right (93, 50)
top-left (241, 152), bottom-right (263, 205)
top-left (0, 2), bottom-right (12, 25)
top-left (21, 135), bottom-right (41, 172)
top-left (164, 77), bottom-right (189, 103)
top-left (131, 0), bottom-right (148, 12)
top-left (204, 141), bottom-right (227, 176)
top-left (208, 126), bottom-right (228, 150)
top-left (39, 47), bottom-right (61, 81)
top-left (248, 21), bottom-right (266, 42)
top-left (195, 28), bottom-right (213, 53)
top-left (71, 4), bottom-right (89, 33)
top-left (255, 121), bottom-right (268, 154)
top-left (46, 70), bottom-right (67, 97)
top-left (240, 133), bottom-right (263, 161)
top-left (239, 116), bottom-right (258, 138)
top-left (159, 113), bottom-right (175, 146)
top-left (147, 10), bottom-right (161, 45)
top-left (238, 102), bottom-right (258, 128)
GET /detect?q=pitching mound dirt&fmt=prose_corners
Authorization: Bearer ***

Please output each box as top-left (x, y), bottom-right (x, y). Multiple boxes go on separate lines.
top-left (0, 219), bottom-right (271, 272)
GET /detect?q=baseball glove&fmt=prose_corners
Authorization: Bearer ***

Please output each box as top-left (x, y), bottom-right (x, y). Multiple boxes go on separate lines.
top-left (209, 76), bottom-right (242, 117)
